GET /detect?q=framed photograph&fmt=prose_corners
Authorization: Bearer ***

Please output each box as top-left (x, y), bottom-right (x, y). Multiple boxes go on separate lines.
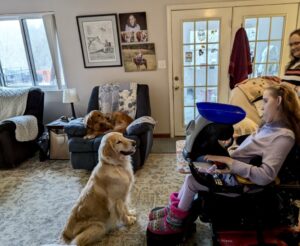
top-left (122, 43), bottom-right (156, 72)
top-left (119, 12), bottom-right (148, 43)
top-left (76, 14), bottom-right (122, 68)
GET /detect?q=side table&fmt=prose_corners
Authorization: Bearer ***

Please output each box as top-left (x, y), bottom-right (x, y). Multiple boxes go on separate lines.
top-left (46, 119), bottom-right (70, 160)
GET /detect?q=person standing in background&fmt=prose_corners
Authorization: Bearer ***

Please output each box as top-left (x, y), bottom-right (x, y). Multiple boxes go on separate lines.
top-left (281, 28), bottom-right (300, 96)
top-left (263, 29), bottom-right (300, 97)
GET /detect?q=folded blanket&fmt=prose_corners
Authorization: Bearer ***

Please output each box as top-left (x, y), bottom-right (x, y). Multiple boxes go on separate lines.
top-left (0, 87), bottom-right (29, 121)
top-left (126, 116), bottom-right (156, 135)
top-left (5, 115), bottom-right (38, 142)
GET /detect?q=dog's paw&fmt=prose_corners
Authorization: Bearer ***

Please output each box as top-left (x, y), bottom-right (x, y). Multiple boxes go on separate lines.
top-left (128, 209), bottom-right (136, 216)
top-left (84, 135), bottom-right (95, 140)
top-left (125, 215), bottom-right (136, 225)
top-left (83, 135), bottom-right (93, 139)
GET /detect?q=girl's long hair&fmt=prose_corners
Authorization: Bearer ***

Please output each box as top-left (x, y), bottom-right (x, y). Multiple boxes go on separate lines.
top-left (266, 84), bottom-right (300, 145)
top-left (286, 29), bottom-right (300, 69)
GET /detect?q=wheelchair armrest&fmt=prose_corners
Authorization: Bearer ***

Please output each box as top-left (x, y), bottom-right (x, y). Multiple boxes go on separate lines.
top-left (188, 160), bottom-right (247, 194)
top-left (235, 175), bottom-right (255, 185)
top-left (275, 183), bottom-right (300, 198)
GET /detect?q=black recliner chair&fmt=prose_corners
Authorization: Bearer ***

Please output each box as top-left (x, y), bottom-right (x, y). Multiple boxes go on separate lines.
top-left (64, 84), bottom-right (154, 171)
top-left (0, 88), bottom-right (44, 168)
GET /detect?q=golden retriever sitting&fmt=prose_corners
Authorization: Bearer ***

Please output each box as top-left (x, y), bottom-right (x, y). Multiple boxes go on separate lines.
top-left (83, 110), bottom-right (113, 139)
top-left (62, 132), bottom-right (137, 246)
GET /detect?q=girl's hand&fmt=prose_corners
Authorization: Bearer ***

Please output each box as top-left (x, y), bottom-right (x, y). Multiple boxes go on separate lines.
top-left (204, 155), bottom-right (234, 172)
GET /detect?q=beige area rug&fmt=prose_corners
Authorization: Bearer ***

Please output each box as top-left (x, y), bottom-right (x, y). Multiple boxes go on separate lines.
top-left (0, 154), bottom-right (212, 246)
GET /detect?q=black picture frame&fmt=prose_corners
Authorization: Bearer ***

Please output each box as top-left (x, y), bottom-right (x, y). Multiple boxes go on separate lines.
top-left (76, 14), bottom-right (122, 68)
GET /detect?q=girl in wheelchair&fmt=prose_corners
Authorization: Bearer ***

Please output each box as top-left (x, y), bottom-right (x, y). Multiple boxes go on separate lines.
top-left (147, 84), bottom-right (300, 237)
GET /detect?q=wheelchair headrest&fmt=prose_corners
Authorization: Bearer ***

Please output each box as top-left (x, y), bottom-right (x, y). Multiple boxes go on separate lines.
top-left (183, 103), bottom-right (246, 160)
top-left (196, 102), bottom-right (246, 124)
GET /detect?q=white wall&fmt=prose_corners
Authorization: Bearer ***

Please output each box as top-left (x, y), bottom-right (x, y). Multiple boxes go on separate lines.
top-left (2, 0), bottom-right (212, 134)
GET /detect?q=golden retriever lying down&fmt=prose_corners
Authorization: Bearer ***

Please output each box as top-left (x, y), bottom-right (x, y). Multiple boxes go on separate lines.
top-left (62, 132), bottom-right (136, 246)
top-left (83, 110), bottom-right (133, 140)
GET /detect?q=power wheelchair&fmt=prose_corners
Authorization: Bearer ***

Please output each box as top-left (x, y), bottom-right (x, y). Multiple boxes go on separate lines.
top-left (147, 102), bottom-right (300, 246)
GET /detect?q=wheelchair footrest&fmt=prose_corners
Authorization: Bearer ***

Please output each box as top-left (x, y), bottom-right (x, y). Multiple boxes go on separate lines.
top-left (216, 229), bottom-right (297, 246)
top-left (146, 229), bottom-right (185, 246)
top-left (146, 223), bottom-right (196, 246)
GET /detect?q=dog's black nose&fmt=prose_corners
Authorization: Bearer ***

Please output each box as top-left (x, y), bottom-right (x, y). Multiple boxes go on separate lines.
top-left (132, 141), bottom-right (136, 147)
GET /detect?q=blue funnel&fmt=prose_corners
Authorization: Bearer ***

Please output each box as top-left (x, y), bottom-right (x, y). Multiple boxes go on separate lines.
top-left (196, 102), bottom-right (246, 124)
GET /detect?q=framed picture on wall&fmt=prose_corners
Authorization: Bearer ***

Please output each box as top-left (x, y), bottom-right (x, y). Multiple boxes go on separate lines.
top-left (119, 12), bottom-right (148, 43)
top-left (76, 14), bottom-right (122, 68)
top-left (122, 43), bottom-right (156, 72)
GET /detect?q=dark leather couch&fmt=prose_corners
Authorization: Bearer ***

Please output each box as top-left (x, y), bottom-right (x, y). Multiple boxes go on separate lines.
top-left (0, 88), bottom-right (44, 168)
top-left (64, 84), bottom-right (153, 172)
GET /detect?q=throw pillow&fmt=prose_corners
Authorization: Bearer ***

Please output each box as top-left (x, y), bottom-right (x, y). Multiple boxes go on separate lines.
top-left (119, 89), bottom-right (137, 119)
top-left (98, 83), bottom-right (120, 114)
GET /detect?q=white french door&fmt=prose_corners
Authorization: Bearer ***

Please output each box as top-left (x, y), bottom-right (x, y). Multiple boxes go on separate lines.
top-left (171, 3), bottom-right (299, 136)
top-left (172, 8), bottom-right (232, 136)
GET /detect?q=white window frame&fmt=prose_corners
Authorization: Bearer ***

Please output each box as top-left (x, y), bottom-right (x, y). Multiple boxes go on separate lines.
top-left (0, 12), bottom-right (65, 90)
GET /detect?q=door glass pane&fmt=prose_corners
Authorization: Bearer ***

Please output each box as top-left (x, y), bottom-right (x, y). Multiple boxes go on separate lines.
top-left (207, 65), bottom-right (218, 86)
top-left (195, 44), bottom-right (206, 65)
top-left (195, 21), bottom-right (206, 43)
top-left (182, 18), bottom-right (220, 124)
top-left (268, 41), bottom-right (281, 62)
top-left (208, 20), bottom-right (219, 42)
top-left (184, 67), bottom-right (194, 86)
top-left (254, 63), bottom-right (266, 77)
top-left (183, 45), bottom-right (194, 65)
top-left (184, 107), bottom-right (194, 125)
top-left (184, 87), bottom-right (194, 106)
top-left (183, 22), bottom-right (194, 44)
top-left (270, 17), bottom-right (284, 40)
top-left (195, 66), bottom-right (206, 86)
top-left (208, 44), bottom-right (218, 64)
top-left (245, 18), bottom-right (257, 41)
top-left (257, 17), bottom-right (270, 40)
top-left (26, 18), bottom-right (56, 87)
top-left (267, 63), bottom-right (279, 75)
top-left (207, 87), bottom-right (218, 102)
top-left (195, 87), bottom-right (206, 102)
top-left (0, 20), bottom-right (33, 87)
top-left (255, 41), bottom-right (268, 63)
top-left (249, 42), bottom-right (255, 62)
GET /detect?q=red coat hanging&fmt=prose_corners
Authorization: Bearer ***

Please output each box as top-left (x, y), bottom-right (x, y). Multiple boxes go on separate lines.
top-left (228, 27), bottom-right (252, 89)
